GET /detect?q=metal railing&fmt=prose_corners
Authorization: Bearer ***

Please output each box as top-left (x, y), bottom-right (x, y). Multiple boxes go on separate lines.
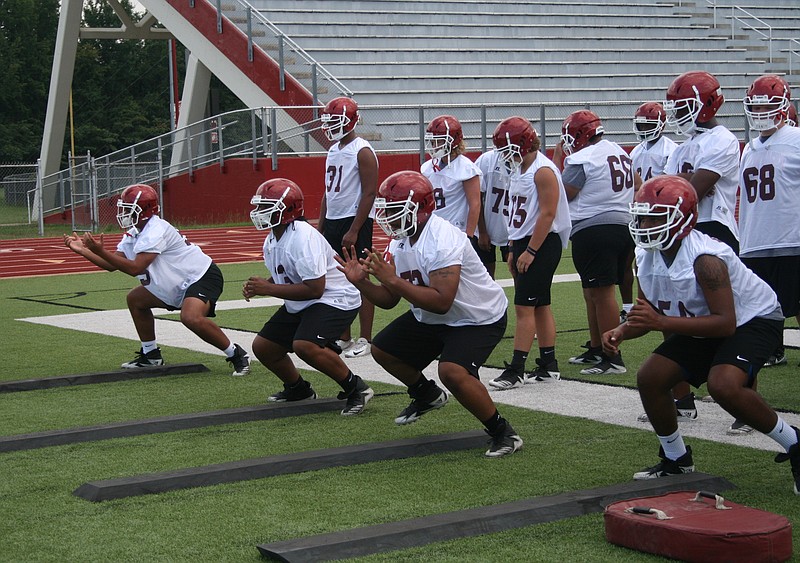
top-left (731, 6), bottom-right (774, 62)
top-left (788, 38), bottom-right (800, 75)
top-left (34, 99), bottom-right (753, 235)
top-left (213, 0), bottom-right (352, 103)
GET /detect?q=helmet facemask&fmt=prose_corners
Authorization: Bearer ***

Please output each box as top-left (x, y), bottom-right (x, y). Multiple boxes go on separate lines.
top-left (664, 91), bottom-right (703, 137)
top-left (424, 130), bottom-right (454, 161)
top-left (628, 198), bottom-right (692, 251)
top-left (560, 131), bottom-right (577, 156)
top-left (633, 116), bottom-right (666, 142)
top-left (375, 193), bottom-right (419, 239)
top-left (117, 191), bottom-right (144, 231)
top-left (250, 187), bottom-right (291, 230)
top-left (495, 133), bottom-right (524, 175)
top-left (744, 95), bottom-right (789, 132)
top-left (321, 112), bottom-right (352, 142)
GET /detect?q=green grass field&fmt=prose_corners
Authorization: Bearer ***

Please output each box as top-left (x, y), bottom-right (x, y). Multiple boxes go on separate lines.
top-left (1, 256), bottom-right (799, 562)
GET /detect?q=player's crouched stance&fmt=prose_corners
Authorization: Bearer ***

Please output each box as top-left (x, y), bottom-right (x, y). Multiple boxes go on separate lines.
top-left (602, 175), bottom-right (800, 493)
top-left (243, 179), bottom-right (373, 416)
top-left (336, 171), bottom-right (521, 457)
top-left (64, 184), bottom-right (250, 376)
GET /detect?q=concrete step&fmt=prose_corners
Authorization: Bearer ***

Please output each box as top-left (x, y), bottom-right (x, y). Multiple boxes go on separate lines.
top-left (325, 61), bottom-right (758, 78)
top-left (284, 35), bottom-right (729, 50)
top-left (301, 47), bottom-right (748, 64)
top-left (274, 22), bottom-right (712, 39)
top-left (261, 10), bottom-right (687, 24)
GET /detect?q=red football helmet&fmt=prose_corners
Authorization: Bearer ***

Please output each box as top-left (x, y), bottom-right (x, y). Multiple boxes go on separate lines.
top-left (633, 102), bottom-right (667, 142)
top-left (788, 104), bottom-right (798, 127)
top-left (374, 171), bottom-right (436, 239)
top-left (492, 116), bottom-right (538, 174)
top-left (320, 97), bottom-right (359, 142)
top-left (561, 110), bottom-right (603, 155)
top-left (744, 74), bottom-right (791, 132)
top-left (425, 115), bottom-right (463, 160)
top-left (664, 71), bottom-right (724, 136)
top-left (250, 178), bottom-right (304, 230)
top-left (117, 184), bottom-right (159, 230)
top-left (629, 175), bottom-right (698, 251)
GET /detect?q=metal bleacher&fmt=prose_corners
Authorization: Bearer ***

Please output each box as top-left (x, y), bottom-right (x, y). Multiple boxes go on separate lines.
top-left (245, 0), bottom-right (798, 150)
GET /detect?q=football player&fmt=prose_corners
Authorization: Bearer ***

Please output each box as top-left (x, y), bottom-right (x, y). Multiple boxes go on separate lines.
top-left (663, 71), bottom-right (740, 252)
top-left (626, 102), bottom-right (678, 322)
top-left (630, 102), bottom-right (678, 182)
top-left (472, 145), bottom-right (510, 279)
top-left (64, 184), bottom-right (250, 375)
top-left (336, 171), bottom-right (522, 457)
top-left (486, 117), bottom-right (571, 390)
top-left (559, 110), bottom-right (641, 375)
top-left (662, 70), bottom-right (743, 431)
top-left (318, 96), bottom-right (378, 359)
top-left (602, 175), bottom-right (800, 495)
top-left (739, 74), bottom-right (800, 370)
top-left (243, 178), bottom-right (373, 416)
top-left (421, 114), bottom-right (482, 236)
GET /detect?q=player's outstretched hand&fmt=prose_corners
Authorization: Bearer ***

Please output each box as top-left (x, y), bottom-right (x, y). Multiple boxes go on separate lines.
top-left (601, 327), bottom-right (624, 357)
top-left (625, 298), bottom-right (663, 331)
top-left (63, 232), bottom-right (83, 253)
top-left (243, 276), bottom-right (271, 300)
top-left (363, 248), bottom-right (396, 284)
top-left (81, 232), bottom-right (104, 254)
top-left (334, 245), bottom-right (369, 285)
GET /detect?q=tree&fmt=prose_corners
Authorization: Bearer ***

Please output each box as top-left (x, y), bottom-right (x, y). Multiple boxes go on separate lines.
top-left (0, 0), bottom-right (243, 167)
top-left (0, 0), bottom-right (60, 162)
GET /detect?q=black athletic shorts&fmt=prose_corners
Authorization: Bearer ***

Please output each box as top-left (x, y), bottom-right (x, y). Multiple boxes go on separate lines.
top-left (372, 310), bottom-right (507, 378)
top-left (742, 255), bottom-right (800, 318)
top-left (258, 302), bottom-right (359, 352)
top-left (470, 236), bottom-right (510, 266)
top-left (653, 317), bottom-right (782, 387)
top-left (510, 232), bottom-right (563, 307)
top-left (181, 262), bottom-right (223, 317)
top-left (323, 216), bottom-right (374, 259)
top-left (695, 221), bottom-right (739, 255)
top-left (571, 224), bottom-right (633, 288)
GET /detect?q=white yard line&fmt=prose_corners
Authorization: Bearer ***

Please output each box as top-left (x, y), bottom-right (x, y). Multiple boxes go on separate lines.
top-left (20, 293), bottom-right (800, 455)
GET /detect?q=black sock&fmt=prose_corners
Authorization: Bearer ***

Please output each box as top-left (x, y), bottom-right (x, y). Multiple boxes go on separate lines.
top-left (287, 377), bottom-right (307, 389)
top-left (539, 346), bottom-right (555, 365)
top-left (339, 371), bottom-right (357, 394)
top-left (511, 350), bottom-right (528, 369)
top-left (482, 410), bottom-right (505, 435)
top-left (408, 376), bottom-right (433, 398)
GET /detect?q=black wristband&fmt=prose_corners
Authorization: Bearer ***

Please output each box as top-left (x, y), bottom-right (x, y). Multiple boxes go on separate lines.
top-left (525, 246), bottom-right (538, 257)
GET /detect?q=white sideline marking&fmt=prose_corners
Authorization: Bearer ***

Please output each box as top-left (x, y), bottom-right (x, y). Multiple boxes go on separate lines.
top-left (20, 297), bottom-right (800, 455)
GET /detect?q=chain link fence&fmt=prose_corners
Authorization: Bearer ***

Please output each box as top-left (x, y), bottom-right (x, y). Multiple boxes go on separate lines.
top-left (33, 98), bottom-right (769, 236)
top-left (0, 163), bottom-right (39, 228)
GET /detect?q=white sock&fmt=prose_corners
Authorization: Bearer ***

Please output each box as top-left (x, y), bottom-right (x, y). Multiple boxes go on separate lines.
top-left (223, 342), bottom-right (236, 358)
top-left (658, 430), bottom-right (687, 460)
top-left (141, 340), bottom-right (158, 354)
top-left (622, 303), bottom-right (633, 313)
top-left (768, 417), bottom-right (798, 452)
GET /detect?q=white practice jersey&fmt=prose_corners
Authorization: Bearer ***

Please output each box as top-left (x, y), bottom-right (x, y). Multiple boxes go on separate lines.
top-left (636, 230), bottom-right (780, 327)
top-left (323, 136), bottom-right (377, 220)
top-left (116, 215), bottom-right (212, 308)
top-left (738, 125), bottom-right (800, 256)
top-left (421, 154), bottom-right (482, 232)
top-left (506, 151), bottom-right (571, 248)
top-left (386, 215), bottom-right (507, 326)
top-left (262, 220), bottom-right (361, 313)
top-left (665, 125), bottom-right (739, 238)
top-left (631, 136), bottom-right (678, 181)
top-left (474, 149), bottom-right (510, 246)
top-left (564, 139), bottom-right (636, 222)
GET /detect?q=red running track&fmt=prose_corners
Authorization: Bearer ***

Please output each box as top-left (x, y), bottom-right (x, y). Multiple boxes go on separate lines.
top-left (0, 226), bottom-right (392, 279)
